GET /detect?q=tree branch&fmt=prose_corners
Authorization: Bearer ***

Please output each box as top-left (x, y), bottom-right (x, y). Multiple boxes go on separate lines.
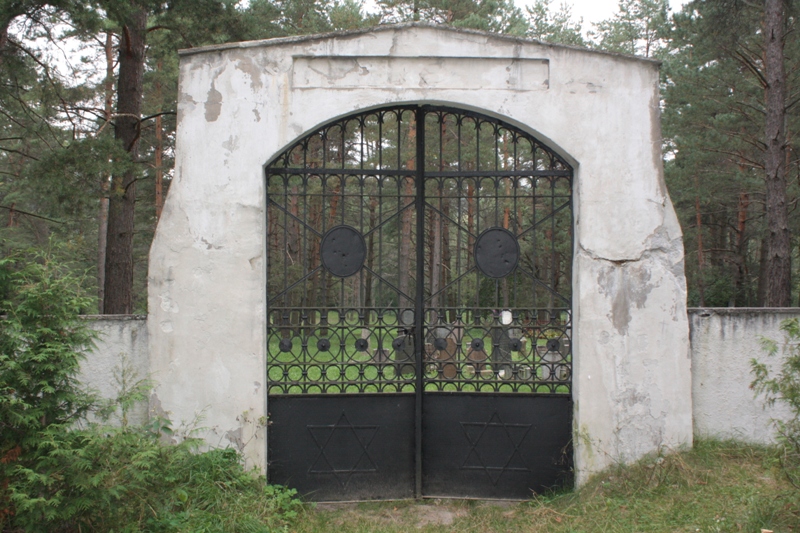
top-left (0, 205), bottom-right (62, 223)
top-left (0, 146), bottom-right (39, 160)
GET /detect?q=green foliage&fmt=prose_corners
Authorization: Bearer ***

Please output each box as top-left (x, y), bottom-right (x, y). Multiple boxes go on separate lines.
top-left (525, 0), bottom-right (585, 46)
top-left (0, 252), bottom-right (301, 532)
top-left (6, 429), bottom-right (301, 532)
top-left (0, 249), bottom-right (95, 527)
top-left (753, 318), bottom-right (800, 489)
top-left (662, 0), bottom-right (800, 307)
top-left (0, 250), bottom-right (95, 454)
top-left (377, 0), bottom-right (529, 35)
top-left (590, 0), bottom-right (671, 58)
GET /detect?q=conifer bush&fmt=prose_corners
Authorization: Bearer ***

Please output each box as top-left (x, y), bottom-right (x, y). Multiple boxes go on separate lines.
top-left (752, 318), bottom-right (800, 490)
top-left (0, 253), bottom-right (300, 532)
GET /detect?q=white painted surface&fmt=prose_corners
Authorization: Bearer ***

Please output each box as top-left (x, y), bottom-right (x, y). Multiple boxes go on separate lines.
top-left (689, 308), bottom-right (796, 444)
top-left (81, 309), bottom-right (799, 456)
top-left (148, 23), bottom-right (692, 481)
top-left (79, 316), bottom-right (149, 426)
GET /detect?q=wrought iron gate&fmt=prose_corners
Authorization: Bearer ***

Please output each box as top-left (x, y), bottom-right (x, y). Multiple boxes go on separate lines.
top-left (265, 105), bottom-right (573, 500)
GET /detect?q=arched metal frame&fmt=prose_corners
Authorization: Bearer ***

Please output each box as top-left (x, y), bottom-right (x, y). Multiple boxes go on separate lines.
top-left (266, 105), bottom-right (573, 394)
top-left (265, 105), bottom-right (574, 500)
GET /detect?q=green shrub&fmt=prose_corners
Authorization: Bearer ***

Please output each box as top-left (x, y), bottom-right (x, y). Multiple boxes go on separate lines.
top-left (8, 427), bottom-right (300, 532)
top-left (0, 252), bottom-right (96, 526)
top-left (752, 317), bottom-right (800, 489)
top-left (1, 253), bottom-right (301, 532)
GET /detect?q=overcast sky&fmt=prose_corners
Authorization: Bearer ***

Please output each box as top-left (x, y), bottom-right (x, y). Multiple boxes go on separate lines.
top-left (514, 0), bottom-right (689, 25)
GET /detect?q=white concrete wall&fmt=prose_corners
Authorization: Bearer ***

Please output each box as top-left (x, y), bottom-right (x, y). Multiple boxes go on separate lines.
top-left (149, 23), bottom-right (692, 480)
top-left (78, 316), bottom-right (149, 426)
top-left (689, 308), bottom-right (796, 444)
top-left (80, 309), bottom-right (800, 451)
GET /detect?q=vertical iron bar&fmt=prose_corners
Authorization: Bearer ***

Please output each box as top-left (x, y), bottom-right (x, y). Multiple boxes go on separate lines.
top-left (283, 177), bottom-right (289, 310)
top-left (414, 106), bottom-right (426, 498)
top-left (302, 175), bottom-right (308, 374)
top-left (378, 115), bottom-right (384, 310)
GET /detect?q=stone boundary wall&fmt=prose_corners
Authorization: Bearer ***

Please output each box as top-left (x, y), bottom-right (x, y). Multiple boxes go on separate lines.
top-left (688, 308), bottom-right (796, 444)
top-left (78, 315), bottom-right (149, 426)
top-left (77, 310), bottom-right (798, 445)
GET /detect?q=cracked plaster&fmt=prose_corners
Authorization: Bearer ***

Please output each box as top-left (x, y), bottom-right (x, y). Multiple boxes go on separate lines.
top-left (148, 24), bottom-right (691, 483)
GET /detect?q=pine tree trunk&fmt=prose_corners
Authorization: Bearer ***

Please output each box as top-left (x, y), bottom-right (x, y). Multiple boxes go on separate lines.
top-left (0, 20), bottom-right (9, 63)
top-left (757, 235), bottom-right (769, 306)
top-left (429, 209), bottom-right (442, 310)
top-left (98, 31), bottom-right (114, 313)
top-left (104, 8), bottom-right (146, 314)
top-left (763, 0), bottom-right (790, 306)
top-left (155, 61), bottom-right (164, 221)
top-left (398, 122), bottom-right (415, 308)
top-left (364, 197), bottom-right (377, 310)
top-left (695, 195), bottom-right (706, 307)
top-left (730, 191), bottom-right (749, 307)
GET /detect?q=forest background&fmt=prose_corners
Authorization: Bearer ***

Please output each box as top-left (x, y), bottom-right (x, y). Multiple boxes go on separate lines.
top-left (0, 0), bottom-right (798, 313)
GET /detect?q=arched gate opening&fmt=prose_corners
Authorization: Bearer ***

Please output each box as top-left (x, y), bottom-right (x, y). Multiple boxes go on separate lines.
top-left (265, 105), bottom-right (573, 500)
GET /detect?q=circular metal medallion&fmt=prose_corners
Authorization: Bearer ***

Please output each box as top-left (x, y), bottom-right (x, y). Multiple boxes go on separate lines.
top-left (474, 227), bottom-right (520, 278)
top-left (320, 225), bottom-right (366, 278)
top-left (279, 338), bottom-right (293, 353)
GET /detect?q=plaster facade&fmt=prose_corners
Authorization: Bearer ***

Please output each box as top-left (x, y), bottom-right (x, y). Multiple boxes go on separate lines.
top-left (79, 316), bottom-right (150, 426)
top-left (79, 311), bottom-right (797, 455)
top-left (147, 24), bottom-right (692, 484)
top-left (689, 308), bottom-right (796, 443)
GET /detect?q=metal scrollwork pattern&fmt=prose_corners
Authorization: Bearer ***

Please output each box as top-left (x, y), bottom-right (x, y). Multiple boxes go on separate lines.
top-left (266, 105), bottom-right (572, 395)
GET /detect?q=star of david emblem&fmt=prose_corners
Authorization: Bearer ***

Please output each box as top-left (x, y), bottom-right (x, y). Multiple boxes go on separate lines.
top-left (307, 412), bottom-right (379, 487)
top-left (460, 412), bottom-right (532, 485)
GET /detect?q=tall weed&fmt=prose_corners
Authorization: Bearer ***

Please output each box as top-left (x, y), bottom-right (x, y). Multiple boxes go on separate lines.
top-left (753, 317), bottom-right (800, 490)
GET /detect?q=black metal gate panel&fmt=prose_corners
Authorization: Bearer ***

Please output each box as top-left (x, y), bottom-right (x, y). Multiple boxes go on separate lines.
top-left (266, 106), bottom-right (573, 500)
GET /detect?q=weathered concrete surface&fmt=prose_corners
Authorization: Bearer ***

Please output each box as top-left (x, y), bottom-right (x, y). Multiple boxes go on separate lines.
top-left (149, 23), bottom-right (692, 480)
top-left (690, 308), bottom-right (796, 444)
top-left (82, 309), bottom-right (799, 451)
top-left (78, 316), bottom-right (149, 426)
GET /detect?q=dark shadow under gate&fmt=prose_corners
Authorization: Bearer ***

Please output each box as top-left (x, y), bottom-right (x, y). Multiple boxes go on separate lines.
top-left (265, 105), bottom-right (573, 500)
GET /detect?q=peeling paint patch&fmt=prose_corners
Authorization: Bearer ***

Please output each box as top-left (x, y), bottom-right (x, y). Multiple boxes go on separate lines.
top-left (159, 292), bottom-right (179, 313)
top-left (235, 56), bottom-right (264, 90)
top-left (199, 236), bottom-right (223, 250)
top-left (179, 92), bottom-right (198, 105)
top-left (226, 427), bottom-right (245, 451)
top-left (205, 84), bottom-right (223, 122)
top-left (586, 82), bottom-right (601, 93)
top-left (222, 135), bottom-right (239, 153)
top-left (597, 262), bottom-right (655, 335)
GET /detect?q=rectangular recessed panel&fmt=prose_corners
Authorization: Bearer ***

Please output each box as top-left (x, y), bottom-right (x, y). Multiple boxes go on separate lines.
top-left (422, 394), bottom-right (573, 499)
top-left (268, 395), bottom-right (415, 500)
top-left (292, 57), bottom-right (549, 91)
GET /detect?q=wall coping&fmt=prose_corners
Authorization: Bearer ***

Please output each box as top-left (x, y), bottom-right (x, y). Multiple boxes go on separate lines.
top-left (177, 22), bottom-right (662, 66)
top-left (688, 308), bottom-right (800, 316)
top-left (80, 315), bottom-right (147, 321)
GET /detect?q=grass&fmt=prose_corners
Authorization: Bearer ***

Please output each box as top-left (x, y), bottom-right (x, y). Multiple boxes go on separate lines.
top-left (267, 316), bottom-right (573, 394)
top-left (289, 440), bottom-right (800, 533)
